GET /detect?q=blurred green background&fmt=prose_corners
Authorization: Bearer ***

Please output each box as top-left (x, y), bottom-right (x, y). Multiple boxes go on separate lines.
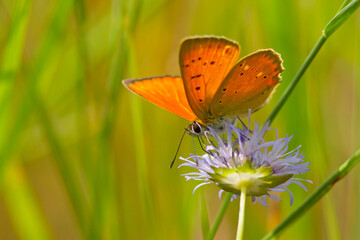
top-left (0, 0), bottom-right (359, 239)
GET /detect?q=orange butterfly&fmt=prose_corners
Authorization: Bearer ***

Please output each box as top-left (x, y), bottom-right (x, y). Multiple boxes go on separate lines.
top-left (123, 36), bottom-right (284, 136)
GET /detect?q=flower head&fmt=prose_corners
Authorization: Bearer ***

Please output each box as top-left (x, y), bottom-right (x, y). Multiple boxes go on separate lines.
top-left (180, 120), bottom-right (311, 206)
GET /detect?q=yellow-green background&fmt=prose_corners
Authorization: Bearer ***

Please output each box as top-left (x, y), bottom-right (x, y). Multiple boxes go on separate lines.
top-left (0, 0), bottom-right (359, 239)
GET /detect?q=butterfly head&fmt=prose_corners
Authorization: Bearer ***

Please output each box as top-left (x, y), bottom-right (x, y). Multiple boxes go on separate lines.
top-left (187, 117), bottom-right (235, 137)
top-left (186, 122), bottom-right (206, 137)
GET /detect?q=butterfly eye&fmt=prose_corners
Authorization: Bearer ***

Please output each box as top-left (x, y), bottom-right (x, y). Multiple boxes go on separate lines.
top-left (191, 122), bottom-right (203, 134)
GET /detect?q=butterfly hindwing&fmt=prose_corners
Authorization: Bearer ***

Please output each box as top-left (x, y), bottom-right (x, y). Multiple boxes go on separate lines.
top-left (210, 49), bottom-right (284, 118)
top-left (122, 76), bottom-right (197, 122)
top-left (179, 36), bottom-right (240, 123)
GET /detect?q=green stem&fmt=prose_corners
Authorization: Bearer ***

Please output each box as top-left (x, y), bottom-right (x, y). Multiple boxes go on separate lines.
top-left (236, 188), bottom-right (247, 240)
top-left (323, 0), bottom-right (360, 38)
top-left (262, 148), bottom-right (360, 240)
top-left (206, 193), bottom-right (232, 240)
top-left (337, 0), bottom-right (351, 12)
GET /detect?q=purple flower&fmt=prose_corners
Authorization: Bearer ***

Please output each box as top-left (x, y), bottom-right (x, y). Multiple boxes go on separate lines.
top-left (179, 119), bottom-right (311, 206)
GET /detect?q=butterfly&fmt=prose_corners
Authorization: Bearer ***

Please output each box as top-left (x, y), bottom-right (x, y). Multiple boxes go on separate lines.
top-left (123, 36), bottom-right (284, 136)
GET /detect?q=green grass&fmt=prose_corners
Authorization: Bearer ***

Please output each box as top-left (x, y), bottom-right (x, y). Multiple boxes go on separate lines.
top-left (0, 0), bottom-right (360, 239)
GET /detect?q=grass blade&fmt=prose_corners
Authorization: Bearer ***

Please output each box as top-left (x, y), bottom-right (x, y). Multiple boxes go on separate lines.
top-left (1, 162), bottom-right (52, 240)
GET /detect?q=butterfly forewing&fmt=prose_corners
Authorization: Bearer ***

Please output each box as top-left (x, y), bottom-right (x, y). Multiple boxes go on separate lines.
top-left (210, 49), bottom-right (284, 118)
top-left (123, 76), bottom-right (197, 122)
top-left (179, 37), bottom-right (240, 123)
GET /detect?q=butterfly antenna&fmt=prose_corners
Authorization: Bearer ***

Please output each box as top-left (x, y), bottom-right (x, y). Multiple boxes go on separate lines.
top-left (169, 128), bottom-right (188, 169)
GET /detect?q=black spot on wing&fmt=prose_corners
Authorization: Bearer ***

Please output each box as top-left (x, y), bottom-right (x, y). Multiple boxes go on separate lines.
top-left (191, 74), bottom-right (202, 80)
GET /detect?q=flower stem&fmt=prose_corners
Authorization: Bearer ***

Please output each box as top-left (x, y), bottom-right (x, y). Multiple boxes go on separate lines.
top-left (206, 193), bottom-right (232, 240)
top-left (262, 148), bottom-right (360, 240)
top-left (236, 187), bottom-right (247, 240)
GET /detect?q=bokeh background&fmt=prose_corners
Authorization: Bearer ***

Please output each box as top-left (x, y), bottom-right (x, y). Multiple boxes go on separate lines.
top-left (0, 0), bottom-right (360, 239)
